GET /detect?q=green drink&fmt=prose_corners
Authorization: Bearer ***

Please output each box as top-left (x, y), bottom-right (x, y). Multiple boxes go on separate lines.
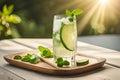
top-left (53, 15), bottom-right (77, 66)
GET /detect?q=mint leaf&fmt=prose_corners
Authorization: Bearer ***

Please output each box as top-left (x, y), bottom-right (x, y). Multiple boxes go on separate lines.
top-left (66, 9), bottom-right (71, 16)
top-left (38, 46), bottom-right (54, 58)
top-left (21, 54), bottom-right (32, 62)
top-left (38, 46), bottom-right (46, 53)
top-left (29, 54), bottom-right (40, 64)
top-left (57, 62), bottom-right (63, 67)
top-left (72, 9), bottom-right (83, 16)
top-left (50, 52), bottom-right (54, 57)
top-left (42, 49), bottom-right (51, 58)
top-left (30, 54), bottom-right (37, 60)
top-left (14, 55), bottom-right (22, 60)
top-left (56, 57), bottom-right (70, 67)
top-left (63, 60), bottom-right (69, 65)
top-left (55, 57), bottom-right (63, 63)
top-left (66, 9), bottom-right (83, 22)
top-left (14, 54), bottom-right (40, 64)
top-left (56, 57), bottom-right (63, 67)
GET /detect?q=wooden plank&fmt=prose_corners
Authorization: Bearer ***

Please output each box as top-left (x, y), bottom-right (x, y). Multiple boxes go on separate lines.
top-left (1, 64), bottom-right (120, 80)
top-left (0, 66), bottom-right (25, 80)
top-left (77, 41), bottom-right (120, 68)
top-left (0, 39), bottom-right (32, 53)
top-left (10, 38), bottom-right (52, 49)
top-left (0, 40), bottom-right (32, 66)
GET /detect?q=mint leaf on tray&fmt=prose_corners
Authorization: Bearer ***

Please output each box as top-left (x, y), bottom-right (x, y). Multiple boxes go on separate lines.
top-left (38, 46), bottom-right (54, 58)
top-left (56, 57), bottom-right (70, 67)
top-left (14, 54), bottom-right (40, 64)
top-left (14, 55), bottom-right (22, 60)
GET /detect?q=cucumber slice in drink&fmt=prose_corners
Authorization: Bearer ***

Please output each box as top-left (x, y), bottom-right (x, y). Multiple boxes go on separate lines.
top-left (76, 59), bottom-right (89, 66)
top-left (60, 22), bottom-right (76, 51)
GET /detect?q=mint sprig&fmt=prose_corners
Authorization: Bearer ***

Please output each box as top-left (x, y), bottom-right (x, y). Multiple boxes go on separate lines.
top-left (14, 54), bottom-right (40, 64)
top-left (38, 46), bottom-right (54, 58)
top-left (56, 57), bottom-right (70, 67)
top-left (66, 9), bottom-right (83, 22)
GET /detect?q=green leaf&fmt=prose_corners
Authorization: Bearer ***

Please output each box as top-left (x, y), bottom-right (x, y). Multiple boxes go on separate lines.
top-left (8, 5), bottom-right (14, 15)
top-left (3, 5), bottom-right (14, 15)
top-left (38, 46), bottom-right (54, 58)
top-left (50, 52), bottom-right (54, 58)
top-left (66, 9), bottom-right (83, 22)
top-left (57, 62), bottom-right (63, 67)
top-left (42, 50), bottom-right (50, 57)
top-left (30, 54), bottom-right (39, 60)
top-left (7, 14), bottom-right (21, 24)
top-left (72, 9), bottom-right (83, 16)
top-left (14, 53), bottom-right (40, 64)
top-left (29, 58), bottom-right (38, 64)
top-left (55, 57), bottom-right (69, 67)
top-left (63, 60), bottom-right (69, 65)
top-left (56, 57), bottom-right (63, 67)
top-left (22, 54), bottom-right (32, 62)
top-left (56, 57), bottom-right (63, 63)
top-left (14, 55), bottom-right (22, 60)
top-left (38, 46), bottom-right (46, 53)
top-left (42, 49), bottom-right (53, 58)
top-left (3, 5), bottom-right (9, 15)
top-left (66, 9), bottom-right (71, 16)
top-left (29, 54), bottom-right (40, 64)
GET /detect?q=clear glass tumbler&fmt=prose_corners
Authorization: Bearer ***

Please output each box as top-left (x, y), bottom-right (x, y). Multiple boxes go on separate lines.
top-left (53, 15), bottom-right (77, 67)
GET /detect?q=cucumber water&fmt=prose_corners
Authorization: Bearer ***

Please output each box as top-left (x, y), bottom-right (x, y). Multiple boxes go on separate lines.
top-left (53, 15), bottom-right (77, 63)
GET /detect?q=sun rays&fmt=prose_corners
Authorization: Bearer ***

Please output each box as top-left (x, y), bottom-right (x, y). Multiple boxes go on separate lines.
top-left (53, 0), bottom-right (118, 35)
top-left (77, 0), bottom-right (116, 35)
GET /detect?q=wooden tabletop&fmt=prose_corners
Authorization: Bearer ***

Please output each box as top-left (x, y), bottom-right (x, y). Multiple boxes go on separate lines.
top-left (0, 38), bottom-right (120, 80)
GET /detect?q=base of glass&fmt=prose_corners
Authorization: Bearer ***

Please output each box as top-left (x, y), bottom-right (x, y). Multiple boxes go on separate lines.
top-left (54, 55), bottom-right (76, 67)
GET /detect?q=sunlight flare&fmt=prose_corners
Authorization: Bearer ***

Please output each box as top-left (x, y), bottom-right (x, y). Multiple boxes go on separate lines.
top-left (100, 0), bottom-right (108, 4)
top-left (77, 0), bottom-right (115, 35)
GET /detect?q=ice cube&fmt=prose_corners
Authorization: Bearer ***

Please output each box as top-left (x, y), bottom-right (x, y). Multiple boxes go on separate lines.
top-left (61, 17), bottom-right (70, 24)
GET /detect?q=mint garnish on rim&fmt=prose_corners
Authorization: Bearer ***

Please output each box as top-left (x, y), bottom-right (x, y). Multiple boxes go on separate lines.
top-left (66, 9), bottom-right (83, 22)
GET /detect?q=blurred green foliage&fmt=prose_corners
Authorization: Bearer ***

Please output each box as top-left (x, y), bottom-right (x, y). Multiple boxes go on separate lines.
top-left (0, 0), bottom-right (120, 39)
top-left (0, 4), bottom-right (21, 39)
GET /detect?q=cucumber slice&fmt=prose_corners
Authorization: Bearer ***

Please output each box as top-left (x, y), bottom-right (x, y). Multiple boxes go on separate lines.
top-left (60, 22), bottom-right (76, 51)
top-left (76, 59), bottom-right (89, 66)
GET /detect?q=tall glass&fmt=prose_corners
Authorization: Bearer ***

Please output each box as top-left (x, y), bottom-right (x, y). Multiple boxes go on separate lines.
top-left (53, 15), bottom-right (77, 67)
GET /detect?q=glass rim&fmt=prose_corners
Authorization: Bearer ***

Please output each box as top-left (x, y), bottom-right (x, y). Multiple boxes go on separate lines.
top-left (54, 14), bottom-right (76, 17)
top-left (54, 14), bottom-right (76, 19)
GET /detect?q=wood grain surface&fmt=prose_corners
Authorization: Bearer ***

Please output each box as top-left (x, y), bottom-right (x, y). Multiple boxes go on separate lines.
top-left (4, 50), bottom-right (106, 75)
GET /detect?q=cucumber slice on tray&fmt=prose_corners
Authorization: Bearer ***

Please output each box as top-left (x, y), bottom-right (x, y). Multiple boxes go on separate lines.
top-left (76, 59), bottom-right (89, 66)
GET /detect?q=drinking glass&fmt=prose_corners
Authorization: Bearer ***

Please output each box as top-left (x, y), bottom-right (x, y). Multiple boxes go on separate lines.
top-left (53, 15), bottom-right (77, 67)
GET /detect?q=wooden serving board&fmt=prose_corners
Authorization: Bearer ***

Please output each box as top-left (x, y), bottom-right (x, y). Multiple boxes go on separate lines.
top-left (4, 50), bottom-right (106, 75)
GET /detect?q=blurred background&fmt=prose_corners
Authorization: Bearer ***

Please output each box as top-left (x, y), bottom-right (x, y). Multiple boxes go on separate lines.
top-left (0, 0), bottom-right (120, 50)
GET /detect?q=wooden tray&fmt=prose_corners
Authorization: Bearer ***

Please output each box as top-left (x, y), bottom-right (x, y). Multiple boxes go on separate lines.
top-left (4, 50), bottom-right (106, 75)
